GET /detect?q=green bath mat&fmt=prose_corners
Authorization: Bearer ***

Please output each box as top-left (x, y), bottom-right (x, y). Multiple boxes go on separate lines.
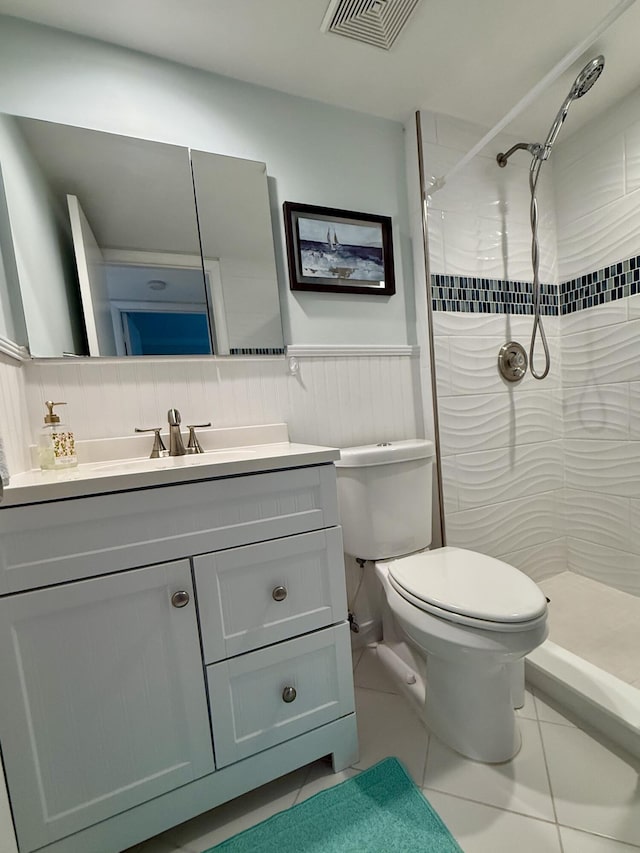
top-left (204, 757), bottom-right (463, 852)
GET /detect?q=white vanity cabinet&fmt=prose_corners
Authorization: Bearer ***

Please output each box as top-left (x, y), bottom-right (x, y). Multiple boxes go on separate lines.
top-left (0, 459), bottom-right (357, 853)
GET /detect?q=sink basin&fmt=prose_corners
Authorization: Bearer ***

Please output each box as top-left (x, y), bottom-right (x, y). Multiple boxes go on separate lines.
top-left (88, 448), bottom-right (256, 475)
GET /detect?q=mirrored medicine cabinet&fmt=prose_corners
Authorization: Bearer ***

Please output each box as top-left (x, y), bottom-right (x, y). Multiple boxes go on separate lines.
top-left (0, 113), bottom-right (284, 358)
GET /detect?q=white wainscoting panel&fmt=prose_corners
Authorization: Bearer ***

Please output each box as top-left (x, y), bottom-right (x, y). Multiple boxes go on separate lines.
top-left (23, 354), bottom-right (422, 454)
top-left (0, 356), bottom-right (30, 478)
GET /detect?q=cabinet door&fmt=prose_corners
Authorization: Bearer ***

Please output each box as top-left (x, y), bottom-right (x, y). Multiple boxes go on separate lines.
top-left (0, 560), bottom-right (214, 853)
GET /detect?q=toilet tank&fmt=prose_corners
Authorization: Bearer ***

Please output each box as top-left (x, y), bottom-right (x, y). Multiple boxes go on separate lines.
top-left (335, 439), bottom-right (435, 560)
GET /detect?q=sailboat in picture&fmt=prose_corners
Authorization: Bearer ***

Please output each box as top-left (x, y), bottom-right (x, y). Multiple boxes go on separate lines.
top-left (326, 227), bottom-right (340, 250)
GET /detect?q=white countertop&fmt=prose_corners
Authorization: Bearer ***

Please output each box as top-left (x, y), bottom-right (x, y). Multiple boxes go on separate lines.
top-left (2, 428), bottom-right (340, 507)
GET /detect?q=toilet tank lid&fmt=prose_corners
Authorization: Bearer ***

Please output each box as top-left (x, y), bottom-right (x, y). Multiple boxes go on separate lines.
top-left (336, 439), bottom-right (435, 468)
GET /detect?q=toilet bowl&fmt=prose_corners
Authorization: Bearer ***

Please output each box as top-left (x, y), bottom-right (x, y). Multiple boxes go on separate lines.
top-left (335, 440), bottom-right (548, 763)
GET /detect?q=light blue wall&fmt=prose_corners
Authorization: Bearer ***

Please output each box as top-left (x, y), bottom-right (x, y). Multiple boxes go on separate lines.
top-left (0, 16), bottom-right (415, 347)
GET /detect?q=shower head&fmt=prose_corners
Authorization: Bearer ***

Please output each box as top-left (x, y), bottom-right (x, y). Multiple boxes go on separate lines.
top-left (569, 55), bottom-right (605, 100)
top-left (496, 55), bottom-right (605, 168)
top-left (540, 55), bottom-right (605, 158)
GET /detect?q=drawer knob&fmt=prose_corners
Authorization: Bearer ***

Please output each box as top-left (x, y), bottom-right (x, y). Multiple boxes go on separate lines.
top-left (282, 686), bottom-right (297, 703)
top-left (171, 590), bottom-right (190, 608)
top-left (272, 585), bottom-right (288, 602)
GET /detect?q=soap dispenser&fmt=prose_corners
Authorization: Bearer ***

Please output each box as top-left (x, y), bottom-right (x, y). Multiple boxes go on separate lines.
top-left (38, 401), bottom-right (78, 470)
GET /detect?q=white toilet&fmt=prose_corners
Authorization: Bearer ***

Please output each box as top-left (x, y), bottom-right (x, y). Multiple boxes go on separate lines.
top-left (335, 439), bottom-right (548, 763)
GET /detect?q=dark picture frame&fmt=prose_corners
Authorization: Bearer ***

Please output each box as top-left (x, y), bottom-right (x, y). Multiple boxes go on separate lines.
top-left (283, 202), bottom-right (395, 296)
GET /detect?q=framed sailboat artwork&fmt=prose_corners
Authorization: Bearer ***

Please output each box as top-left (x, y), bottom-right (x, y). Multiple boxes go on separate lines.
top-left (283, 202), bottom-right (395, 295)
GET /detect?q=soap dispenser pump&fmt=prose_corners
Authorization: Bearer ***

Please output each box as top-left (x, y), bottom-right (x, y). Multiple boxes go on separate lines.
top-left (38, 401), bottom-right (78, 470)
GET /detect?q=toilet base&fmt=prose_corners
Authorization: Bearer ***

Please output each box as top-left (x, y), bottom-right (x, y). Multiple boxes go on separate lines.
top-left (375, 641), bottom-right (523, 763)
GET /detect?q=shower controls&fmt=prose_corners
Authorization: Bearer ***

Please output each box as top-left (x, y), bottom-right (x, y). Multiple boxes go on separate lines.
top-left (498, 341), bottom-right (528, 382)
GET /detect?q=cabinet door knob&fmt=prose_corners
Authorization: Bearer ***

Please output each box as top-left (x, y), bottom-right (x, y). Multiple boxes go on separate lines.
top-left (171, 590), bottom-right (190, 608)
top-left (282, 686), bottom-right (297, 703)
top-left (272, 585), bottom-right (288, 602)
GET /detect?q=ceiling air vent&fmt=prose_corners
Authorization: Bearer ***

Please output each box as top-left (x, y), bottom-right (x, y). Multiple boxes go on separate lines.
top-left (321, 0), bottom-right (422, 50)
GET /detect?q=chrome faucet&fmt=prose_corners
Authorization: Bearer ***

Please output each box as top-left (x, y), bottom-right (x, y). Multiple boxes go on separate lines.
top-left (167, 408), bottom-right (186, 457)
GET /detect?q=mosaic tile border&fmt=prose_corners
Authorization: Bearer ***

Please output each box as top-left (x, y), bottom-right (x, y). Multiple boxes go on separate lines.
top-left (228, 347), bottom-right (285, 356)
top-left (560, 256), bottom-right (640, 315)
top-left (431, 274), bottom-right (558, 315)
top-left (431, 254), bottom-right (640, 315)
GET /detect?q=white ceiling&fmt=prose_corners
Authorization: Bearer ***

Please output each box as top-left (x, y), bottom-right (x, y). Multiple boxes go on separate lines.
top-left (1, 0), bottom-right (640, 139)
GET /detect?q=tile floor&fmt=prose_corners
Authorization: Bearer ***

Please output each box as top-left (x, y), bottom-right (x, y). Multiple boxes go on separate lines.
top-left (541, 572), bottom-right (640, 687)
top-left (125, 646), bottom-right (640, 853)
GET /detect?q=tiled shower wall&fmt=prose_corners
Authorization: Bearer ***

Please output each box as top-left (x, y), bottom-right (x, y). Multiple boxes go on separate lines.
top-left (553, 86), bottom-right (640, 597)
top-left (425, 93), bottom-right (640, 597)
top-left (423, 112), bottom-right (566, 583)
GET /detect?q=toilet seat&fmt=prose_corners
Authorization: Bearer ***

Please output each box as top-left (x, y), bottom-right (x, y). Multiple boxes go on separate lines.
top-left (385, 546), bottom-right (548, 633)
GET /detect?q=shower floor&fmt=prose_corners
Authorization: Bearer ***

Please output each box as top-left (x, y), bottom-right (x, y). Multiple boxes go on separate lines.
top-left (540, 572), bottom-right (640, 689)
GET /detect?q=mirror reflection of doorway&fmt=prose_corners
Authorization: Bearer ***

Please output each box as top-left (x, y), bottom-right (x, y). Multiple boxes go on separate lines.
top-left (122, 310), bottom-right (211, 355)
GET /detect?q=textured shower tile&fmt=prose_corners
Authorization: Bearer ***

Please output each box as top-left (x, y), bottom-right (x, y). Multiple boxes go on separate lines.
top-left (433, 336), bottom-right (452, 396)
top-left (438, 390), bottom-right (556, 455)
top-left (561, 384), bottom-right (629, 440)
top-left (628, 383), bottom-right (640, 439)
top-left (629, 500), bottom-right (640, 554)
top-left (555, 134), bottom-right (625, 233)
top-left (561, 321), bottom-right (640, 387)
top-left (431, 311), bottom-right (507, 337)
top-left (567, 538), bottom-right (640, 597)
top-left (557, 192), bottom-right (640, 282)
top-left (454, 441), bottom-right (563, 509)
top-left (427, 209), bottom-right (446, 273)
top-left (628, 294), bottom-right (640, 320)
top-left (440, 457), bottom-right (459, 514)
top-left (446, 335), bottom-right (560, 395)
top-left (624, 117), bottom-right (640, 193)
top-left (564, 439), bottom-right (640, 498)
top-left (498, 538), bottom-right (567, 584)
top-left (563, 489), bottom-right (631, 552)
top-left (441, 211), bottom-right (510, 280)
top-left (446, 492), bottom-right (562, 557)
top-left (559, 300), bottom-right (628, 335)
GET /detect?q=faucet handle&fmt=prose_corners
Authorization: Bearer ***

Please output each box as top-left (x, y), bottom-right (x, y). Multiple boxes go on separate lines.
top-left (185, 423), bottom-right (211, 454)
top-left (134, 427), bottom-right (168, 458)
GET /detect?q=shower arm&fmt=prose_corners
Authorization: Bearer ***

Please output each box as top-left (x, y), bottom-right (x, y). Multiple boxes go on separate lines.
top-left (496, 142), bottom-right (542, 168)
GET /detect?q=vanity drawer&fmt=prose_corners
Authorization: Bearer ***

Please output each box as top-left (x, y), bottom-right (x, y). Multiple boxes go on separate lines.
top-left (194, 528), bottom-right (347, 663)
top-left (207, 622), bottom-right (354, 767)
top-left (0, 464), bottom-right (339, 594)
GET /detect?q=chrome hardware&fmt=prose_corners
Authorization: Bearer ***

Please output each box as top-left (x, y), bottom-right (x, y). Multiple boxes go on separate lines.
top-left (185, 423), bottom-right (211, 454)
top-left (171, 590), bottom-right (190, 608)
top-left (167, 408), bottom-right (186, 456)
top-left (498, 341), bottom-right (528, 382)
top-left (282, 686), bottom-right (297, 703)
top-left (134, 427), bottom-right (168, 458)
top-left (272, 585), bottom-right (288, 602)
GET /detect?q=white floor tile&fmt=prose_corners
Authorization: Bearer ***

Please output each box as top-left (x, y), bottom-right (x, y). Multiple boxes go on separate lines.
top-left (560, 826), bottom-right (640, 852)
top-left (541, 722), bottom-right (640, 847)
top-left (424, 718), bottom-right (555, 821)
top-left (294, 759), bottom-right (360, 804)
top-left (352, 687), bottom-right (428, 784)
top-left (533, 690), bottom-right (577, 726)
top-left (167, 766), bottom-right (308, 852)
top-left (353, 646), bottom-right (399, 693)
top-left (425, 790), bottom-right (563, 853)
